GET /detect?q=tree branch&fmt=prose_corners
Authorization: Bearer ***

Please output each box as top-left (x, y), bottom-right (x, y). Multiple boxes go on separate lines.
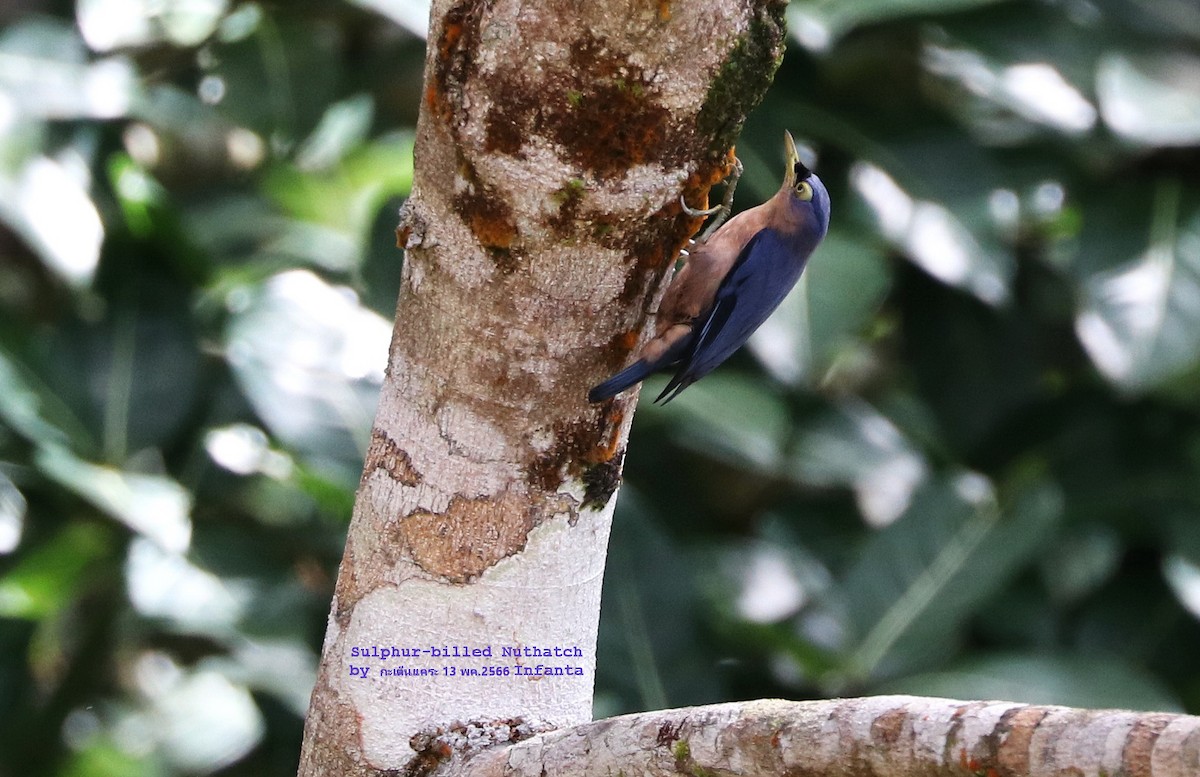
top-left (446, 696), bottom-right (1200, 776)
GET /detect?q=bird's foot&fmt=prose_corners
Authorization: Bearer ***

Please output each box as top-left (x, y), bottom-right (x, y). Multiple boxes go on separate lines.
top-left (684, 157), bottom-right (744, 244)
top-left (680, 198), bottom-right (723, 218)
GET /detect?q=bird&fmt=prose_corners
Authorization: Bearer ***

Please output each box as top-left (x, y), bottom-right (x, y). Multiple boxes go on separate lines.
top-left (588, 130), bottom-right (831, 404)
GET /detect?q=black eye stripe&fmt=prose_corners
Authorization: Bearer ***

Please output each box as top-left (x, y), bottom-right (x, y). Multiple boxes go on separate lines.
top-left (794, 161), bottom-right (813, 180)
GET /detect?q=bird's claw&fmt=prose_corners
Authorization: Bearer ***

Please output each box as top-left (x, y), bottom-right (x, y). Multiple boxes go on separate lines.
top-left (680, 197), bottom-right (723, 218)
top-left (684, 156), bottom-right (743, 244)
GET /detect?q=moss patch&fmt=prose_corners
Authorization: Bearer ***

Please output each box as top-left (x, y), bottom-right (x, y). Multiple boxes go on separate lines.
top-left (696, 1), bottom-right (788, 155)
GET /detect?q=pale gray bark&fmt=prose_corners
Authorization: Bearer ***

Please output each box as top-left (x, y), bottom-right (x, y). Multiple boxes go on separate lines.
top-left (296, 0), bottom-right (786, 774)
top-left (447, 696), bottom-right (1200, 777)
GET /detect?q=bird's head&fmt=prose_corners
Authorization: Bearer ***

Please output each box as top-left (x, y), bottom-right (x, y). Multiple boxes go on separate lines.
top-left (781, 130), bottom-right (830, 239)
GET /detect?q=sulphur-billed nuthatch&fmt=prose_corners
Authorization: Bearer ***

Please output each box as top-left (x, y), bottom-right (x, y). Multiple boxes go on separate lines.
top-left (589, 130), bottom-right (831, 403)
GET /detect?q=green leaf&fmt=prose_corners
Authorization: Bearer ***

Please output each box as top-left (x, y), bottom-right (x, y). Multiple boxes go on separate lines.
top-left (0, 524), bottom-right (111, 619)
top-left (77, 0), bottom-right (231, 51)
top-left (204, 12), bottom-right (342, 145)
top-left (851, 161), bottom-right (1012, 305)
top-left (1040, 527), bottom-right (1122, 604)
top-left (225, 270), bottom-right (390, 478)
top-left (265, 132), bottom-right (414, 239)
top-left (1097, 52), bottom-right (1200, 146)
top-left (1162, 555), bottom-right (1200, 622)
top-left (842, 472), bottom-right (1062, 680)
top-left (1075, 182), bottom-right (1200, 391)
top-left (789, 399), bottom-right (929, 528)
top-left (642, 372), bottom-right (791, 471)
top-left (0, 346), bottom-right (94, 453)
top-left (881, 652), bottom-right (1182, 711)
top-left (60, 736), bottom-right (159, 777)
top-left (36, 446), bottom-right (193, 553)
top-left (0, 18), bottom-right (138, 120)
top-left (124, 537), bottom-right (250, 633)
top-left (787, 0), bottom-right (1016, 50)
top-left (1, 331), bottom-right (196, 546)
top-left (0, 472), bottom-right (25, 554)
top-left (749, 230), bottom-right (891, 387)
top-left (0, 156), bottom-right (105, 287)
top-left (141, 665), bottom-right (264, 772)
top-left (44, 310), bottom-right (204, 459)
top-left (921, 42), bottom-right (1097, 139)
top-left (294, 94), bottom-right (376, 170)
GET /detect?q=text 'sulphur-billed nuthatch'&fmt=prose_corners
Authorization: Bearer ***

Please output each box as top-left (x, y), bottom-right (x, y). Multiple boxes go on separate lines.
top-left (588, 131), bottom-right (831, 404)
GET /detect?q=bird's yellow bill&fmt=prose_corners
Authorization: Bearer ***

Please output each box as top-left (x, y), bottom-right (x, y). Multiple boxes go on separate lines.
top-left (784, 130), bottom-right (801, 187)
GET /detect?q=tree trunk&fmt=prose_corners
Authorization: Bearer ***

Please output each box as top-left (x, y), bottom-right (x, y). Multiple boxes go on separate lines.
top-left (296, 1), bottom-right (787, 773)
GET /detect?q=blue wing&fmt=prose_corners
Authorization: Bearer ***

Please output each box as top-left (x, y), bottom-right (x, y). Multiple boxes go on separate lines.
top-left (656, 228), bottom-right (809, 403)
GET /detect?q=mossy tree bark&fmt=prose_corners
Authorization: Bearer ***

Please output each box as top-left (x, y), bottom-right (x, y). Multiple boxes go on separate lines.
top-left (296, 0), bottom-right (787, 774)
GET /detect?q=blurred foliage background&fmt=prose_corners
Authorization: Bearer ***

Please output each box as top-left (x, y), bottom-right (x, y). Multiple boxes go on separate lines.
top-left (1, 0), bottom-right (1200, 774)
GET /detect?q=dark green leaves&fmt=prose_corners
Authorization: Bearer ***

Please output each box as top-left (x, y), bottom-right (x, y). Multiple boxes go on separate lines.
top-left (1075, 184), bottom-right (1200, 392)
top-left (0, 4), bottom-right (421, 772)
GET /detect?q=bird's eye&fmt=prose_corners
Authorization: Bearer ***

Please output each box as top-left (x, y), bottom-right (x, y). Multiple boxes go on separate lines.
top-left (795, 181), bottom-right (813, 201)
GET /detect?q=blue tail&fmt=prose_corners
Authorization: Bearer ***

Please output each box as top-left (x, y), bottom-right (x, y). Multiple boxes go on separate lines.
top-left (588, 337), bottom-right (694, 403)
top-left (587, 360), bottom-right (656, 403)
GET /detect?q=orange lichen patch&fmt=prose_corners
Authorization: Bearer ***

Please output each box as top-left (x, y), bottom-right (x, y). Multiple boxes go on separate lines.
top-left (468, 206), bottom-right (518, 249)
top-left (616, 328), bottom-right (639, 352)
top-left (959, 750), bottom-right (1001, 776)
top-left (395, 223), bottom-right (411, 249)
top-left (591, 403), bottom-right (626, 463)
top-left (430, 0), bottom-right (486, 125)
top-left (452, 154), bottom-right (520, 259)
top-left (678, 190), bottom-right (710, 222)
top-left (686, 147), bottom-right (737, 189)
top-left (453, 185), bottom-right (520, 260)
top-left (423, 81), bottom-right (441, 113)
top-left (521, 404), bottom-right (629, 509)
top-left (439, 19), bottom-right (464, 57)
top-left (400, 491), bottom-right (534, 583)
top-left (525, 407), bottom-right (630, 495)
top-left (482, 33), bottom-right (679, 178)
top-left (677, 147), bottom-right (738, 225)
top-left (657, 0), bottom-right (671, 22)
top-left (362, 429), bottom-right (422, 486)
top-left (553, 76), bottom-right (669, 178)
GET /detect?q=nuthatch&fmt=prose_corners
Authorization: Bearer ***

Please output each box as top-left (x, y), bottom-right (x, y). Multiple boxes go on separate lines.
top-left (589, 131), bottom-right (831, 403)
